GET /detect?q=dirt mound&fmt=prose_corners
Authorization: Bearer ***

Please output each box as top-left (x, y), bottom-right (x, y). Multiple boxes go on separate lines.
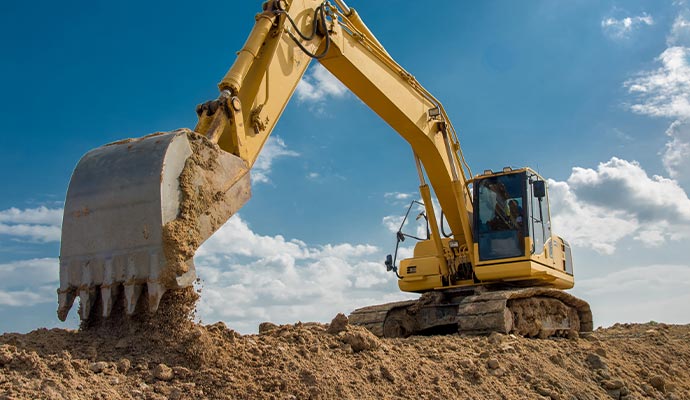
top-left (1, 315), bottom-right (689, 399)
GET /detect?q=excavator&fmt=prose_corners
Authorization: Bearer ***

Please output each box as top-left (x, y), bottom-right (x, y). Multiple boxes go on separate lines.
top-left (57, 0), bottom-right (592, 338)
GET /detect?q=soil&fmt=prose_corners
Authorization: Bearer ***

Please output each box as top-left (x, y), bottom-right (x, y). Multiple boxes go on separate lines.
top-left (160, 129), bottom-right (250, 290)
top-left (2, 309), bottom-right (688, 399)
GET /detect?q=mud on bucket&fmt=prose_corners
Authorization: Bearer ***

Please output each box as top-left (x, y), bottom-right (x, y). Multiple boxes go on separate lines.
top-left (58, 129), bottom-right (251, 322)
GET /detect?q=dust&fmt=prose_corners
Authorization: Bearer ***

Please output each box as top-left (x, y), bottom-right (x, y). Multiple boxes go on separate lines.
top-left (2, 320), bottom-right (689, 399)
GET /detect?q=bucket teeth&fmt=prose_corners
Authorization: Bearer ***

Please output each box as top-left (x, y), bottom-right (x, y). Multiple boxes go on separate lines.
top-left (147, 282), bottom-right (166, 313)
top-left (57, 290), bottom-right (76, 322)
top-left (78, 288), bottom-right (97, 320)
top-left (124, 284), bottom-right (143, 315)
top-left (101, 285), bottom-right (119, 318)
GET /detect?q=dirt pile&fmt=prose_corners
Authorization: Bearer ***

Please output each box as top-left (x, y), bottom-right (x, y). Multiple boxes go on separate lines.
top-left (1, 315), bottom-right (689, 399)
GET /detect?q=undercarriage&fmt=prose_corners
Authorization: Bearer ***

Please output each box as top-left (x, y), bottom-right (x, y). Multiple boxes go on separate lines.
top-left (349, 286), bottom-right (592, 338)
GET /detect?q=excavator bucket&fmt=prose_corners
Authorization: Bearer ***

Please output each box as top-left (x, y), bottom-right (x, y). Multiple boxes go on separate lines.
top-left (57, 129), bottom-right (251, 321)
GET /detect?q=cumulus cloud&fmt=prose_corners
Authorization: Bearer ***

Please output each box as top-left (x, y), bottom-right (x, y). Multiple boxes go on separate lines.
top-left (0, 258), bottom-right (58, 307)
top-left (549, 179), bottom-right (638, 254)
top-left (252, 136), bottom-right (299, 184)
top-left (549, 158), bottom-right (690, 254)
top-left (620, 5), bottom-right (690, 188)
top-left (572, 264), bottom-right (690, 326)
top-left (625, 47), bottom-right (690, 119)
top-left (568, 158), bottom-right (690, 221)
top-left (295, 64), bottom-right (348, 104)
top-left (194, 215), bottom-right (411, 333)
top-left (601, 13), bottom-right (654, 39)
top-left (0, 206), bottom-right (62, 242)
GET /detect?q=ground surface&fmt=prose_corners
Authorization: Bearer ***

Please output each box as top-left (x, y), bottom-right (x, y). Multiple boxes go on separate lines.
top-left (1, 298), bottom-right (688, 399)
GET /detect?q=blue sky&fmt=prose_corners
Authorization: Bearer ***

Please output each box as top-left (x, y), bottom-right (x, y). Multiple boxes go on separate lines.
top-left (1, 0), bottom-right (689, 333)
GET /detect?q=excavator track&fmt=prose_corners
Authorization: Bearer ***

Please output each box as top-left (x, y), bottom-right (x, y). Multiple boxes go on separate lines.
top-left (349, 287), bottom-right (592, 338)
top-left (347, 300), bottom-right (418, 337)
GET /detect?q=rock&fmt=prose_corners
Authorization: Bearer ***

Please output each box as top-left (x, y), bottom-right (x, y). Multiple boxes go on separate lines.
top-left (0, 346), bottom-right (14, 365)
top-left (340, 329), bottom-right (380, 352)
top-left (602, 380), bottom-right (624, 390)
top-left (597, 369), bottom-right (612, 380)
top-left (487, 359), bottom-right (500, 370)
top-left (327, 313), bottom-right (349, 334)
top-left (380, 366), bottom-right (395, 383)
top-left (535, 386), bottom-right (557, 398)
top-left (641, 383), bottom-right (654, 395)
top-left (116, 358), bottom-right (130, 374)
top-left (649, 375), bottom-right (666, 393)
top-left (152, 363), bottom-right (174, 381)
top-left (258, 322), bottom-right (278, 334)
top-left (172, 366), bottom-right (191, 378)
top-left (89, 362), bottom-right (109, 374)
top-left (595, 348), bottom-right (607, 357)
top-left (85, 346), bottom-right (98, 361)
top-left (586, 353), bottom-right (607, 370)
top-left (169, 389), bottom-right (183, 400)
top-left (549, 354), bottom-right (565, 367)
top-left (488, 332), bottom-right (505, 344)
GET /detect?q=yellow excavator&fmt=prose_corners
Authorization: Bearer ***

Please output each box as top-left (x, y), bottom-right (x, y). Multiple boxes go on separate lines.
top-left (58, 0), bottom-right (591, 338)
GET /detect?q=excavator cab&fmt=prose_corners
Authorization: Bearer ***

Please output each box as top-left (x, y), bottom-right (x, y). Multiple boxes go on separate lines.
top-left (471, 167), bottom-right (574, 289)
top-left (473, 168), bottom-right (548, 262)
top-left (391, 167), bottom-right (574, 294)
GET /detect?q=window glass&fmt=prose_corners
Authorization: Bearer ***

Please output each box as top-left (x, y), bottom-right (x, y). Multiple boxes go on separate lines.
top-left (475, 173), bottom-right (526, 261)
top-left (528, 175), bottom-right (551, 255)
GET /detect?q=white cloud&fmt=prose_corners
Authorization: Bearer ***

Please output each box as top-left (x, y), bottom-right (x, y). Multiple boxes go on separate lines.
top-left (668, 14), bottom-right (690, 46)
top-left (384, 192), bottom-right (413, 201)
top-left (568, 158), bottom-right (690, 221)
top-left (382, 215), bottom-right (404, 233)
top-left (252, 136), bottom-right (299, 184)
top-left (383, 192), bottom-right (415, 204)
top-left (549, 179), bottom-right (638, 254)
top-left (601, 13), bottom-right (654, 39)
top-left (0, 258), bottom-right (58, 307)
top-left (662, 120), bottom-right (690, 189)
top-left (0, 206), bottom-right (63, 242)
top-left (195, 215), bottom-right (412, 333)
top-left (625, 46), bottom-right (690, 120)
top-left (0, 206), bottom-right (62, 225)
top-left (549, 158), bottom-right (690, 254)
top-left (295, 64), bottom-right (348, 103)
top-left (572, 264), bottom-right (690, 327)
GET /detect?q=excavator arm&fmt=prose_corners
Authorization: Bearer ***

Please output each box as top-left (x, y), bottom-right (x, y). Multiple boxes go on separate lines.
top-left (197, 0), bottom-right (475, 269)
